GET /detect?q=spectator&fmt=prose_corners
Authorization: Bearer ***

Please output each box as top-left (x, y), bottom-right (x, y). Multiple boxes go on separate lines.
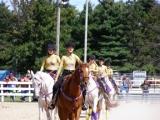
top-left (20, 72), bottom-right (32, 102)
top-left (140, 79), bottom-right (150, 96)
top-left (120, 74), bottom-right (131, 94)
top-left (4, 73), bottom-right (17, 101)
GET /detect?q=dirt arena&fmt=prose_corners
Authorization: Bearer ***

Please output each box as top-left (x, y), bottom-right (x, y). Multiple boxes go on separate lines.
top-left (1, 101), bottom-right (160, 120)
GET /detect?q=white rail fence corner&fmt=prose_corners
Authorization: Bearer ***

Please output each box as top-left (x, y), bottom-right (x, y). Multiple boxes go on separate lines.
top-left (0, 81), bottom-right (34, 102)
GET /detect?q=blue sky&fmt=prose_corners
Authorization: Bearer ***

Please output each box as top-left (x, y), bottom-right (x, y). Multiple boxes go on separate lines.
top-left (0, 0), bottom-right (126, 11)
top-left (70, 0), bottom-right (99, 11)
top-left (70, 0), bottom-right (129, 11)
top-left (1, 0), bottom-right (160, 11)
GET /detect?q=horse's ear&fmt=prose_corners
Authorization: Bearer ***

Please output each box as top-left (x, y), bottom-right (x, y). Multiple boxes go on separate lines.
top-left (30, 70), bottom-right (35, 79)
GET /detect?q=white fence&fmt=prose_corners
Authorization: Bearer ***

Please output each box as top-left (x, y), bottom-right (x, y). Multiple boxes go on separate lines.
top-left (0, 81), bottom-right (34, 102)
top-left (0, 79), bottom-right (160, 102)
top-left (115, 79), bottom-right (160, 94)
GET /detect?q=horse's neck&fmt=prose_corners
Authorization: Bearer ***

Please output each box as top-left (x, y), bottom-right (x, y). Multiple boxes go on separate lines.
top-left (87, 76), bottom-right (98, 91)
top-left (63, 74), bottom-right (81, 96)
top-left (41, 79), bottom-right (54, 93)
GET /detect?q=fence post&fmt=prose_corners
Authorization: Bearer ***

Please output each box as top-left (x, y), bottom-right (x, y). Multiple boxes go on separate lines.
top-left (1, 83), bottom-right (4, 102)
top-left (28, 83), bottom-right (31, 102)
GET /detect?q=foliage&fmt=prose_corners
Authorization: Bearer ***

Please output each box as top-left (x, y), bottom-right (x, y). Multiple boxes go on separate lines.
top-left (0, 0), bottom-right (160, 74)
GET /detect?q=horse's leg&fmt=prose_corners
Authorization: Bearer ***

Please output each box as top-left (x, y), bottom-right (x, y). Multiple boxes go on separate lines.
top-left (54, 107), bottom-right (59, 120)
top-left (91, 97), bottom-right (99, 120)
top-left (58, 107), bottom-right (67, 120)
top-left (97, 98), bottom-right (103, 120)
top-left (75, 107), bottom-right (82, 120)
top-left (38, 99), bottom-right (43, 120)
top-left (45, 108), bottom-right (52, 120)
top-left (86, 107), bottom-right (92, 120)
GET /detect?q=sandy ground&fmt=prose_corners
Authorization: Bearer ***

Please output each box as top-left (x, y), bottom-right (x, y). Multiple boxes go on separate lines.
top-left (0, 101), bottom-right (160, 120)
top-left (109, 101), bottom-right (160, 120)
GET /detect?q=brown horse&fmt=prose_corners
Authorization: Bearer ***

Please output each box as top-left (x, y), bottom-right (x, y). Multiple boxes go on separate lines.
top-left (57, 63), bottom-right (89, 120)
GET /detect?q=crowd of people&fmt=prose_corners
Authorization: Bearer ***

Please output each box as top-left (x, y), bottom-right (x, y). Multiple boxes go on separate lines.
top-left (3, 70), bottom-right (32, 102)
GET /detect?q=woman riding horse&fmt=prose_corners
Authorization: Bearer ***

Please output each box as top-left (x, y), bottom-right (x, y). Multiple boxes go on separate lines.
top-left (40, 43), bottom-right (61, 79)
top-left (49, 41), bottom-right (87, 110)
top-left (57, 63), bottom-right (89, 120)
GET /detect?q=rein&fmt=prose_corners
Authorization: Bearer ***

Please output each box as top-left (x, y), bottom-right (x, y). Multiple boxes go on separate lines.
top-left (60, 87), bottom-right (82, 102)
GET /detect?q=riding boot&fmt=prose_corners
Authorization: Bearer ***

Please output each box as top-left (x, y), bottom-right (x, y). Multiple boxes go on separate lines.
top-left (82, 89), bottom-right (88, 111)
top-left (48, 77), bottom-right (63, 109)
top-left (48, 88), bottom-right (58, 109)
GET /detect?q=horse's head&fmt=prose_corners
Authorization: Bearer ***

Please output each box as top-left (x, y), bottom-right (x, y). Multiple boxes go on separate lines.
top-left (32, 71), bottom-right (43, 98)
top-left (75, 63), bottom-right (90, 86)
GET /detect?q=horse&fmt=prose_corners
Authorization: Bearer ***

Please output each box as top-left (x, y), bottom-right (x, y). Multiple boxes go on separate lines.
top-left (31, 71), bottom-right (59, 120)
top-left (85, 75), bottom-right (118, 120)
top-left (85, 74), bottom-right (100, 120)
top-left (57, 63), bottom-right (89, 120)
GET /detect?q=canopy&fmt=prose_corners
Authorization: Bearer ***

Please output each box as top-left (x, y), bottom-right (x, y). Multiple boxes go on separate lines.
top-left (0, 70), bottom-right (10, 81)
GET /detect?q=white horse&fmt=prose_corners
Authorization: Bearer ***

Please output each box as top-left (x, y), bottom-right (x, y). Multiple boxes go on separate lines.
top-left (31, 71), bottom-right (59, 120)
top-left (85, 75), bottom-right (118, 120)
top-left (85, 75), bottom-right (103, 120)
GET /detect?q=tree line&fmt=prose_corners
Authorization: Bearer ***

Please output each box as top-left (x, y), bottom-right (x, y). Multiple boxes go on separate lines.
top-left (0, 0), bottom-right (160, 75)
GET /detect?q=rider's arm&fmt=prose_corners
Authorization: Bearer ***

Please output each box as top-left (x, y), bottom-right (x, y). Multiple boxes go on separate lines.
top-left (55, 56), bottom-right (64, 81)
top-left (40, 59), bottom-right (45, 71)
top-left (74, 54), bottom-right (82, 64)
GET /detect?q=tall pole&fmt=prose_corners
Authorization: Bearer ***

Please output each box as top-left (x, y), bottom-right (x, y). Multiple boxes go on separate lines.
top-left (84, 0), bottom-right (89, 63)
top-left (56, 0), bottom-right (61, 55)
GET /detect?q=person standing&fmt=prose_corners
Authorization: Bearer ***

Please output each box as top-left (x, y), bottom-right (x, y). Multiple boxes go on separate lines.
top-left (140, 79), bottom-right (150, 95)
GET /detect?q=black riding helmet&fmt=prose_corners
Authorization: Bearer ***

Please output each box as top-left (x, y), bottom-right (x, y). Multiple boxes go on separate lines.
top-left (65, 41), bottom-right (75, 48)
top-left (47, 43), bottom-right (56, 51)
top-left (98, 57), bottom-right (105, 61)
top-left (89, 55), bottom-right (96, 60)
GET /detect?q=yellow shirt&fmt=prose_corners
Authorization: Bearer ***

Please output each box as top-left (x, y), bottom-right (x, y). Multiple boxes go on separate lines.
top-left (56, 53), bottom-right (82, 80)
top-left (106, 66), bottom-right (113, 77)
top-left (89, 61), bottom-right (99, 76)
top-left (98, 65), bottom-right (108, 77)
top-left (40, 54), bottom-right (61, 71)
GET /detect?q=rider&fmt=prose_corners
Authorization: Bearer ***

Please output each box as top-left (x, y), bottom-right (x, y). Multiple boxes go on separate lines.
top-left (49, 41), bottom-right (87, 110)
top-left (40, 43), bottom-right (61, 79)
top-left (88, 55), bottom-right (99, 80)
top-left (105, 58), bottom-right (113, 78)
top-left (97, 57), bottom-right (111, 93)
top-left (105, 58), bottom-right (119, 94)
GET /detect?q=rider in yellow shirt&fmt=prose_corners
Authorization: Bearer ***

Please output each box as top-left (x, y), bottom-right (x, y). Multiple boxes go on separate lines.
top-left (106, 58), bottom-right (119, 94)
top-left (49, 41), bottom-right (87, 110)
top-left (98, 57), bottom-right (108, 78)
top-left (88, 55), bottom-right (99, 79)
top-left (105, 58), bottom-right (113, 77)
top-left (97, 57), bottom-right (110, 93)
top-left (40, 43), bottom-right (61, 78)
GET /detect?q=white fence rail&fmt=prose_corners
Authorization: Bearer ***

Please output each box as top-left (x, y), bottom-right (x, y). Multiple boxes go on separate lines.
top-left (115, 79), bottom-right (160, 94)
top-left (0, 79), bottom-right (160, 102)
top-left (0, 81), bottom-right (34, 102)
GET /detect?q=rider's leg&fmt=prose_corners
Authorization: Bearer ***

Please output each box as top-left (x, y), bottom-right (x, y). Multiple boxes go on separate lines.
top-left (49, 77), bottom-right (63, 109)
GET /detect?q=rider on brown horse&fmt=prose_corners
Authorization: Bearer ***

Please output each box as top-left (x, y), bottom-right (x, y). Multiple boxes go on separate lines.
top-left (49, 41), bottom-right (88, 110)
